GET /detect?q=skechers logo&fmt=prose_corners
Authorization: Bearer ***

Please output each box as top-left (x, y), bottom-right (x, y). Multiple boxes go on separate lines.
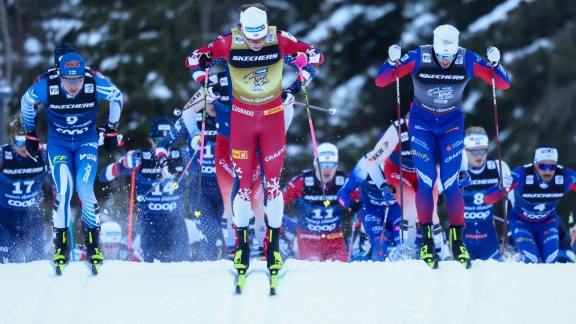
top-left (49, 103), bottom-right (95, 109)
top-left (418, 74), bottom-right (465, 80)
top-left (232, 54), bottom-right (279, 61)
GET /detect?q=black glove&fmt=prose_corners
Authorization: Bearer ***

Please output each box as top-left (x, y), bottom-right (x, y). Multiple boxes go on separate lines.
top-left (99, 122), bottom-right (118, 153)
top-left (283, 86), bottom-right (300, 99)
top-left (349, 200), bottom-right (363, 214)
top-left (199, 52), bottom-right (213, 69)
top-left (25, 130), bottom-right (40, 156)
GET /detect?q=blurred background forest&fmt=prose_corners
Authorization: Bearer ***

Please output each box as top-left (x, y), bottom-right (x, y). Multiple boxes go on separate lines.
top-left (1, 0), bottom-right (576, 232)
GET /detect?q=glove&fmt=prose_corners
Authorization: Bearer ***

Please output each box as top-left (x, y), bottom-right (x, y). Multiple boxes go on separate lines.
top-left (206, 83), bottom-right (221, 104)
top-left (121, 153), bottom-right (141, 169)
top-left (388, 44), bottom-right (402, 64)
top-left (25, 130), bottom-right (40, 156)
top-left (281, 89), bottom-right (295, 107)
top-left (349, 200), bottom-right (363, 214)
top-left (291, 52), bottom-right (308, 68)
top-left (501, 174), bottom-right (513, 190)
top-left (156, 151), bottom-right (174, 180)
top-left (191, 130), bottom-right (202, 151)
top-left (99, 122), bottom-right (118, 153)
top-left (485, 46), bottom-right (500, 67)
top-left (459, 171), bottom-right (472, 188)
top-left (381, 184), bottom-right (396, 202)
top-left (199, 52), bottom-right (213, 69)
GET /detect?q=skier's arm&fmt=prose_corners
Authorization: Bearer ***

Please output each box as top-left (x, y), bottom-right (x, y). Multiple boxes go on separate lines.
top-left (563, 167), bottom-right (576, 192)
top-left (283, 175), bottom-right (305, 206)
top-left (466, 49), bottom-right (510, 90)
top-left (21, 81), bottom-right (49, 131)
top-left (95, 77), bottom-right (123, 125)
top-left (366, 124), bottom-right (399, 164)
top-left (337, 158), bottom-right (367, 208)
top-left (185, 34), bottom-right (231, 85)
top-left (375, 48), bottom-right (420, 87)
top-left (99, 150), bottom-right (140, 182)
top-left (485, 166), bottom-right (520, 204)
top-left (277, 31), bottom-right (324, 68)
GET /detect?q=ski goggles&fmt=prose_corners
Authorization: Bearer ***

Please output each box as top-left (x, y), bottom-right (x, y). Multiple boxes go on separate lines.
top-left (465, 148), bottom-right (488, 157)
top-left (11, 135), bottom-right (26, 147)
top-left (319, 162), bottom-right (337, 169)
top-left (61, 76), bottom-right (84, 84)
top-left (152, 137), bottom-right (164, 145)
top-left (436, 53), bottom-right (456, 60)
top-left (537, 163), bottom-right (556, 171)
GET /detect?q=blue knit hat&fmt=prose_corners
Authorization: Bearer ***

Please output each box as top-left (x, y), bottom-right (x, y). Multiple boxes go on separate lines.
top-left (59, 52), bottom-right (85, 76)
top-left (149, 116), bottom-right (174, 138)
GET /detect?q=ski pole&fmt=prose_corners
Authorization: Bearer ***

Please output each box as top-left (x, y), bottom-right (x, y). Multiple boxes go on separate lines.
top-left (347, 212), bottom-right (359, 262)
top-left (492, 66), bottom-right (509, 254)
top-left (194, 67), bottom-right (210, 217)
top-left (127, 168), bottom-right (136, 249)
top-left (172, 149), bottom-right (198, 190)
top-left (394, 42), bottom-right (405, 245)
top-left (299, 67), bottom-right (329, 207)
top-left (69, 218), bottom-right (75, 261)
top-left (376, 202), bottom-right (390, 261)
top-left (293, 102), bottom-right (336, 115)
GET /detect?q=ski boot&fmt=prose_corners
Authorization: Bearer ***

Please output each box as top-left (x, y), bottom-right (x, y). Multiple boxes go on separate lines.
top-left (449, 225), bottom-right (472, 268)
top-left (234, 227), bottom-right (250, 293)
top-left (85, 227), bottom-right (104, 275)
top-left (419, 223), bottom-right (439, 269)
top-left (265, 227), bottom-right (283, 295)
top-left (53, 228), bottom-right (70, 275)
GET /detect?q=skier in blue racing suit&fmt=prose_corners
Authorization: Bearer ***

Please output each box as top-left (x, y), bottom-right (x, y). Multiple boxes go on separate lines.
top-left (20, 52), bottom-right (123, 271)
top-left (375, 24), bottom-right (510, 268)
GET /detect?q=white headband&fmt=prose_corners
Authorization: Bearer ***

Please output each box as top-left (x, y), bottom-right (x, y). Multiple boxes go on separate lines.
top-left (534, 148), bottom-right (558, 163)
top-left (464, 134), bottom-right (489, 148)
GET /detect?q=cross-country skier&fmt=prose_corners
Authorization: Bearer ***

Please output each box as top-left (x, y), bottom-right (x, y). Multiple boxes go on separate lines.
top-left (0, 115), bottom-right (50, 263)
top-left (185, 3), bottom-right (324, 281)
top-left (99, 116), bottom-right (190, 263)
top-left (461, 126), bottom-right (512, 260)
top-left (375, 24), bottom-right (510, 268)
top-left (21, 52), bottom-right (124, 274)
top-left (283, 143), bottom-right (351, 262)
top-left (485, 147), bottom-right (576, 263)
top-left (337, 151), bottom-right (401, 261)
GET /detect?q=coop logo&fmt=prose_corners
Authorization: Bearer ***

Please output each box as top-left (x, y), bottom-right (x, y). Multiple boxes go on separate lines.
top-left (148, 202), bottom-right (177, 211)
top-left (56, 127), bottom-right (89, 135)
top-left (8, 199), bottom-right (35, 208)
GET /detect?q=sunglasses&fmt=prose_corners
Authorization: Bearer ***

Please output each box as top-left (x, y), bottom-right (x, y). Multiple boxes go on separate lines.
top-left (11, 135), bottom-right (26, 147)
top-left (153, 138), bottom-right (164, 145)
top-left (319, 162), bottom-right (337, 169)
top-left (436, 53), bottom-right (456, 60)
top-left (61, 76), bottom-right (84, 84)
top-left (466, 148), bottom-right (488, 157)
top-left (243, 33), bottom-right (266, 44)
top-left (537, 164), bottom-right (556, 171)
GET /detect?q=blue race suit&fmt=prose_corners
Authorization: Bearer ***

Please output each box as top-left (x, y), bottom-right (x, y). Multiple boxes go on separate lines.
top-left (159, 112), bottom-right (223, 261)
top-left (99, 148), bottom-right (191, 262)
top-left (337, 154), bottom-right (401, 261)
top-left (0, 144), bottom-right (49, 263)
top-left (463, 157), bottom-right (503, 260)
top-left (376, 45), bottom-right (510, 226)
top-left (485, 164), bottom-right (576, 263)
top-left (21, 73), bottom-right (123, 230)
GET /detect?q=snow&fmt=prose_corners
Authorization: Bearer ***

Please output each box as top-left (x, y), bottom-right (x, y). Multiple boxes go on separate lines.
top-left (1, 259), bottom-right (574, 323)
top-left (467, 0), bottom-right (536, 33)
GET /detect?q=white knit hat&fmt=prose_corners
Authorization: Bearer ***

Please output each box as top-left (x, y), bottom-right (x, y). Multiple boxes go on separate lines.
top-left (316, 143), bottom-right (339, 164)
top-left (534, 147), bottom-right (558, 163)
top-left (240, 7), bottom-right (268, 40)
top-left (433, 25), bottom-right (459, 55)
